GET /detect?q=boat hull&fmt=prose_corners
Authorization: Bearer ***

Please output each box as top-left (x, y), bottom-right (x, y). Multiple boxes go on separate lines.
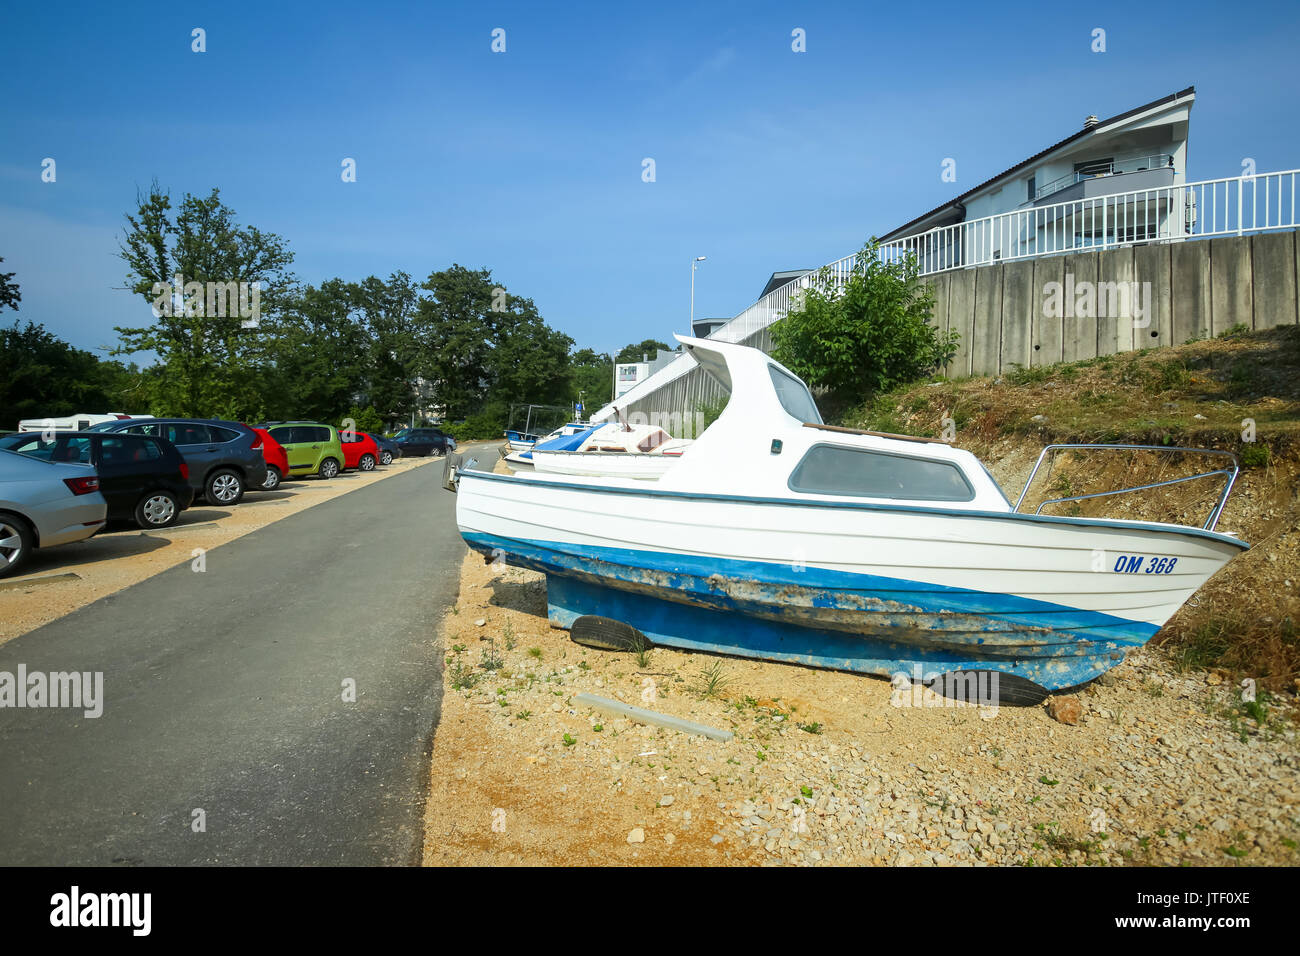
top-left (457, 472), bottom-right (1245, 690)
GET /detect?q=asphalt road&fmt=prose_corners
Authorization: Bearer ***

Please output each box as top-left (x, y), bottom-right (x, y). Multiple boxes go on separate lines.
top-left (0, 454), bottom-right (471, 865)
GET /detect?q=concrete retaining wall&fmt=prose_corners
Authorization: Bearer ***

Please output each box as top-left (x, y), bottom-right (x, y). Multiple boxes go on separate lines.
top-left (616, 230), bottom-right (1299, 424)
top-left (928, 229), bottom-right (1299, 376)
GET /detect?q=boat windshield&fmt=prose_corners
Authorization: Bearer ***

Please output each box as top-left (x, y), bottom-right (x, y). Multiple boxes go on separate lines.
top-left (768, 365), bottom-right (823, 425)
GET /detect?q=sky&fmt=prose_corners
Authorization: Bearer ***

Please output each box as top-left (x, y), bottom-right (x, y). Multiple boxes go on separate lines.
top-left (2, 0), bottom-right (1299, 361)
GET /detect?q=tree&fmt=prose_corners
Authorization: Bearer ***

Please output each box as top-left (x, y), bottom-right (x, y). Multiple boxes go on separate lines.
top-left (570, 348), bottom-right (613, 408)
top-left (770, 240), bottom-right (957, 406)
top-left (353, 271), bottom-right (422, 425)
top-left (115, 185), bottom-right (295, 417)
top-left (0, 257), bottom-right (19, 312)
top-left (615, 339), bottom-right (671, 365)
top-left (0, 321), bottom-right (144, 426)
top-left (416, 265), bottom-right (498, 420)
top-left (416, 265), bottom-right (573, 423)
top-left (258, 279), bottom-right (370, 423)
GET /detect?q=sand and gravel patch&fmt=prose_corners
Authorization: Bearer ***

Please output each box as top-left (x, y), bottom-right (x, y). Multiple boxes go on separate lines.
top-left (423, 550), bottom-right (1299, 866)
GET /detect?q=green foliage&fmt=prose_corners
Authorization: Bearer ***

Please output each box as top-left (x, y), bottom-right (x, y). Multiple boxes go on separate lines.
top-left (615, 339), bottom-right (670, 365)
top-left (257, 279), bottom-right (370, 423)
top-left (570, 348), bottom-right (613, 408)
top-left (19, 187), bottom-right (619, 431)
top-left (692, 395), bottom-right (729, 434)
top-left (1240, 443), bottom-right (1271, 468)
top-left (414, 265), bottom-right (575, 421)
top-left (115, 185), bottom-right (296, 418)
top-left (1, 320), bottom-right (146, 427)
top-left (0, 257), bottom-right (20, 312)
top-left (770, 240), bottom-right (958, 404)
top-left (344, 405), bottom-right (385, 436)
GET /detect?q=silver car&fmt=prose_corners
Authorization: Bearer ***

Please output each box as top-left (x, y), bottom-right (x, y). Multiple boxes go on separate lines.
top-left (0, 449), bottom-right (108, 579)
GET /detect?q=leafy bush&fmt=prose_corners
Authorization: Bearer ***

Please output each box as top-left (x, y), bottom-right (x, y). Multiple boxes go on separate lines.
top-left (343, 405), bottom-right (385, 436)
top-left (771, 241), bottom-right (958, 405)
top-left (442, 412), bottom-right (505, 441)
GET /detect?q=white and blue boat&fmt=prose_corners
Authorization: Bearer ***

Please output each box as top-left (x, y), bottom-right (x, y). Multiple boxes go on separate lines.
top-left (454, 335), bottom-right (1246, 694)
top-left (503, 422), bottom-right (598, 469)
top-left (503, 429), bottom-right (541, 452)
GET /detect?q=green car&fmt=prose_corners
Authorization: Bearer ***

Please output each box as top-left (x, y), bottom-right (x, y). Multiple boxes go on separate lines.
top-left (260, 422), bottom-right (345, 479)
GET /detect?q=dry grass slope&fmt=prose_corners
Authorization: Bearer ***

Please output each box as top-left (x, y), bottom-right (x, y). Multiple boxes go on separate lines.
top-left (845, 325), bottom-right (1300, 694)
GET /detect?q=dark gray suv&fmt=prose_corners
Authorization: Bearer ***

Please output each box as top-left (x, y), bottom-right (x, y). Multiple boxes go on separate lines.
top-left (89, 418), bottom-right (268, 506)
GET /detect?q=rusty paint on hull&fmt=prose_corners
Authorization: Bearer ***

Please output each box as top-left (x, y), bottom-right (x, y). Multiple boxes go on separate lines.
top-left (464, 532), bottom-right (1156, 690)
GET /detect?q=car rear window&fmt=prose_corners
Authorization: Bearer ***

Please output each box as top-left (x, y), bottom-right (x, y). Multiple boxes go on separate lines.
top-left (101, 435), bottom-right (161, 464)
top-left (166, 423), bottom-right (211, 444)
top-left (208, 425), bottom-right (240, 443)
top-left (125, 422), bottom-right (165, 437)
top-left (47, 437), bottom-right (93, 464)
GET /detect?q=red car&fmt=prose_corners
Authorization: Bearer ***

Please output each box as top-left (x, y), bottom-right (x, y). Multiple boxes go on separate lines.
top-left (340, 431), bottom-right (380, 472)
top-left (253, 427), bottom-right (290, 490)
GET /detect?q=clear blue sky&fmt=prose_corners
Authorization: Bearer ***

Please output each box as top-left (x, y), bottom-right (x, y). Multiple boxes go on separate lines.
top-left (3, 0), bottom-right (1298, 360)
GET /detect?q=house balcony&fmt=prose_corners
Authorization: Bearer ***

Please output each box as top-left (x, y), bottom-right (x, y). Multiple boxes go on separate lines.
top-left (1034, 155), bottom-right (1176, 205)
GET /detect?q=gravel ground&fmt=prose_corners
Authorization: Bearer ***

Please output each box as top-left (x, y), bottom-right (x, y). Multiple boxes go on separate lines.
top-left (424, 553), bottom-right (1299, 867)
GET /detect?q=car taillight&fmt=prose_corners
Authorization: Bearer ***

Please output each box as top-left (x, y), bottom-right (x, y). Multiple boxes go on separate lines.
top-left (63, 476), bottom-right (99, 495)
top-left (242, 424), bottom-right (262, 451)
top-left (179, 462), bottom-right (190, 480)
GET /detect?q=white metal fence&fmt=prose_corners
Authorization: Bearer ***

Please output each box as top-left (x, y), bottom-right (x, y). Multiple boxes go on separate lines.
top-left (594, 169), bottom-right (1299, 421)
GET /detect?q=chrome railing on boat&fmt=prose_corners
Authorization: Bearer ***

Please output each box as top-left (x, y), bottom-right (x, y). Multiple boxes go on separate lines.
top-left (1013, 444), bottom-right (1241, 532)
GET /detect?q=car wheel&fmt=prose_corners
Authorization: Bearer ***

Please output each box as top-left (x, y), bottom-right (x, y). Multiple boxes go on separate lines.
top-left (359, 453), bottom-right (376, 472)
top-left (206, 469), bottom-right (244, 506)
top-left (135, 491), bottom-right (180, 529)
top-left (261, 466), bottom-right (282, 491)
top-left (379, 450), bottom-right (393, 466)
top-left (319, 457), bottom-right (340, 479)
top-left (0, 513), bottom-right (34, 579)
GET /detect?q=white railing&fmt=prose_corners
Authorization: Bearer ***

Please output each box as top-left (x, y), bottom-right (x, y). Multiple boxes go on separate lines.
top-left (593, 169), bottom-right (1299, 420)
top-left (882, 168), bottom-right (1298, 278)
top-left (1035, 154), bottom-right (1174, 200)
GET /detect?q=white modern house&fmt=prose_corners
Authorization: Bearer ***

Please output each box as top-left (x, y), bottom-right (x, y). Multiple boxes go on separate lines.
top-left (594, 85), bottom-right (1297, 422)
top-left (877, 86), bottom-right (1195, 271)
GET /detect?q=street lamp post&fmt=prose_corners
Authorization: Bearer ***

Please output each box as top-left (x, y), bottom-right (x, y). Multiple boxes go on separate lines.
top-left (690, 255), bottom-right (707, 330)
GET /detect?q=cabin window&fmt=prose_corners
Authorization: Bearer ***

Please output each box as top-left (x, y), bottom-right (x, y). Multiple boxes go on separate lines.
top-left (768, 365), bottom-right (823, 424)
top-left (788, 444), bottom-right (975, 501)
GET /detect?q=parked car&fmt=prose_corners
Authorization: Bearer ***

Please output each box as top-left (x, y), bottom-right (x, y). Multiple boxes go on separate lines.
top-left (257, 422), bottom-right (345, 479)
top-left (252, 427), bottom-right (290, 490)
top-left (340, 431), bottom-right (380, 472)
top-left (390, 427), bottom-right (456, 457)
top-left (89, 418), bottom-right (267, 506)
top-left (0, 431), bottom-right (194, 529)
top-left (0, 449), bottom-right (107, 578)
top-left (364, 432), bottom-right (401, 466)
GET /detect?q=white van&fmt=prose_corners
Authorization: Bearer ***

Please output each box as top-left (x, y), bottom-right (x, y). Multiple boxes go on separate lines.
top-left (16, 412), bottom-right (153, 433)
